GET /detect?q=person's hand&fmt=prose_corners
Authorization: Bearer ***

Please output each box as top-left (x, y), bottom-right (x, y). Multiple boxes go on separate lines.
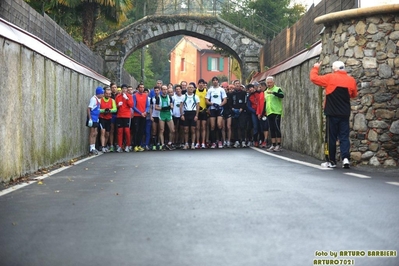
top-left (213, 103), bottom-right (219, 108)
top-left (123, 93), bottom-right (128, 100)
top-left (141, 112), bottom-right (147, 117)
top-left (105, 108), bottom-right (110, 113)
top-left (314, 62), bottom-right (321, 68)
top-left (181, 115), bottom-right (185, 121)
top-left (88, 119), bottom-right (93, 127)
top-left (118, 101), bottom-right (123, 106)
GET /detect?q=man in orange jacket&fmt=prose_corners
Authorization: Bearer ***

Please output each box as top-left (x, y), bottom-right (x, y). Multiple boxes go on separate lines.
top-left (115, 84), bottom-right (134, 152)
top-left (310, 61), bottom-right (358, 169)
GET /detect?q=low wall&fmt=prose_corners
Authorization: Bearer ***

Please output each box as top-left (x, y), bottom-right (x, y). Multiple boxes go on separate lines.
top-left (0, 20), bottom-right (108, 182)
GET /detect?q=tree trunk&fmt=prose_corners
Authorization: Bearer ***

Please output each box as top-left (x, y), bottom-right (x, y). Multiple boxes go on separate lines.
top-left (81, 2), bottom-right (98, 48)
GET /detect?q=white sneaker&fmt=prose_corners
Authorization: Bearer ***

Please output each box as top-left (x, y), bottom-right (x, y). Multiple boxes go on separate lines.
top-left (226, 141), bottom-right (231, 148)
top-left (321, 162), bottom-right (336, 168)
top-left (274, 145), bottom-right (282, 152)
top-left (267, 145), bottom-right (275, 152)
top-left (342, 158), bottom-right (350, 169)
top-left (125, 146), bottom-right (130, 153)
top-left (116, 147), bottom-right (123, 153)
top-left (241, 141), bottom-right (247, 148)
top-left (201, 143), bottom-right (206, 149)
top-left (101, 147), bottom-right (108, 153)
top-left (195, 143), bottom-right (200, 149)
top-left (90, 149), bottom-right (98, 155)
top-left (234, 141), bottom-right (240, 148)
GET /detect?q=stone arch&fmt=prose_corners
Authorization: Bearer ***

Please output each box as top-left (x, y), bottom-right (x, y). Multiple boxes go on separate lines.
top-left (94, 15), bottom-right (265, 83)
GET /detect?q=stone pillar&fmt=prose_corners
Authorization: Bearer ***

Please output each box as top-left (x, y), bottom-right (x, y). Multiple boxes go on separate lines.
top-left (315, 4), bottom-right (399, 167)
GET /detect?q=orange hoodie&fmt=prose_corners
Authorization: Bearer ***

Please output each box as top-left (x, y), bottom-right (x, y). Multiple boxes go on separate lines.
top-left (310, 66), bottom-right (357, 116)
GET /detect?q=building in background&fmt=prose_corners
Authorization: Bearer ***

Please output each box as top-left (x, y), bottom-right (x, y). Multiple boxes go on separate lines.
top-left (169, 36), bottom-right (237, 85)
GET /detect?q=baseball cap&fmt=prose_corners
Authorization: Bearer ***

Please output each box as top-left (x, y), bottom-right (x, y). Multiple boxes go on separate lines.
top-left (332, 61), bottom-right (345, 71)
top-left (95, 86), bottom-right (104, 95)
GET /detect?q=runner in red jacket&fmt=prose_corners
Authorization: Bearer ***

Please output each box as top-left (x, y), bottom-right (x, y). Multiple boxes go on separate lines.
top-left (115, 84), bottom-right (134, 152)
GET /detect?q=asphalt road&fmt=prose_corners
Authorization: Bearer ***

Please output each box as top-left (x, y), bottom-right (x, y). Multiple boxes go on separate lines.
top-left (1, 148), bottom-right (398, 266)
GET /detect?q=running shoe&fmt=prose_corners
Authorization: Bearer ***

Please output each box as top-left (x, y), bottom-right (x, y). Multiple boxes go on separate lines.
top-left (342, 158), bottom-right (350, 169)
top-left (201, 143), bottom-right (206, 149)
top-left (321, 161), bottom-right (336, 168)
top-left (166, 143), bottom-right (173, 150)
top-left (90, 149), bottom-right (99, 155)
top-left (267, 145), bottom-right (275, 152)
top-left (116, 147), bottom-right (123, 153)
top-left (109, 145), bottom-right (115, 152)
top-left (273, 145), bottom-right (282, 152)
top-left (195, 143), bottom-right (200, 149)
top-left (241, 141), bottom-right (247, 148)
top-left (125, 146), bottom-right (131, 153)
top-left (260, 142), bottom-right (267, 148)
top-left (234, 141), bottom-right (240, 148)
top-left (211, 143), bottom-right (216, 149)
top-left (191, 143), bottom-right (195, 150)
top-left (218, 141), bottom-right (223, 148)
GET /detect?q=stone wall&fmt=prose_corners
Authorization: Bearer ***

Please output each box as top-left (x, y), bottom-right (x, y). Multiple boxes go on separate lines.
top-left (316, 6), bottom-right (399, 166)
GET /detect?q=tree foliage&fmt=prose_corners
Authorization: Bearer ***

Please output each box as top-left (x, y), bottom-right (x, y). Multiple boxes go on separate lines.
top-left (124, 49), bottom-right (156, 88)
top-left (25, 0), bottom-right (133, 47)
top-left (220, 0), bottom-right (306, 39)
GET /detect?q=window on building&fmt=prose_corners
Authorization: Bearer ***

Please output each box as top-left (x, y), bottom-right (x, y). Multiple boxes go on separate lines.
top-left (181, 58), bottom-right (185, 72)
top-left (207, 57), bottom-right (224, 71)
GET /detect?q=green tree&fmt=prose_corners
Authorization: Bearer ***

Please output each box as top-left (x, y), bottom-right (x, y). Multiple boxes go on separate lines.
top-left (25, 0), bottom-right (134, 47)
top-left (124, 49), bottom-right (155, 88)
top-left (220, 0), bottom-right (306, 39)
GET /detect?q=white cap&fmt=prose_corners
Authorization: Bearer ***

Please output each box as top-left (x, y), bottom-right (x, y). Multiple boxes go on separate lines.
top-left (332, 61), bottom-right (345, 71)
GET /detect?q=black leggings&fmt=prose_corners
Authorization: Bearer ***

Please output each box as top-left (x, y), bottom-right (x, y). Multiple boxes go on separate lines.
top-left (267, 114), bottom-right (281, 138)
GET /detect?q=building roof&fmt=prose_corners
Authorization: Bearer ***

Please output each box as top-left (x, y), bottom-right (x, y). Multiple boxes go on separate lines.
top-left (183, 36), bottom-right (213, 51)
top-left (170, 36), bottom-right (214, 55)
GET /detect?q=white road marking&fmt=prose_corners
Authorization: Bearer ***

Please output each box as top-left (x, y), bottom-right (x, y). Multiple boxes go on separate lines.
top-left (0, 154), bottom-right (101, 197)
top-left (251, 147), bottom-right (333, 170)
top-left (386, 182), bottom-right (399, 186)
top-left (344, 173), bottom-right (371, 178)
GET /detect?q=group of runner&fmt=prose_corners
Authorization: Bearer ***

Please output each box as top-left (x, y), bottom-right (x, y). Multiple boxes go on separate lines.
top-left (86, 76), bottom-right (284, 154)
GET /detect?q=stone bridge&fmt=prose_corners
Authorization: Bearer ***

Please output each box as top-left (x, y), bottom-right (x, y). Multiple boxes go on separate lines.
top-left (94, 15), bottom-right (265, 83)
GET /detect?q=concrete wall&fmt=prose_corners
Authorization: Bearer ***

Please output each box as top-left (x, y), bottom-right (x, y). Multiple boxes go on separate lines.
top-left (0, 34), bottom-right (105, 182)
top-left (274, 58), bottom-right (324, 159)
top-left (0, 0), bottom-right (138, 86)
